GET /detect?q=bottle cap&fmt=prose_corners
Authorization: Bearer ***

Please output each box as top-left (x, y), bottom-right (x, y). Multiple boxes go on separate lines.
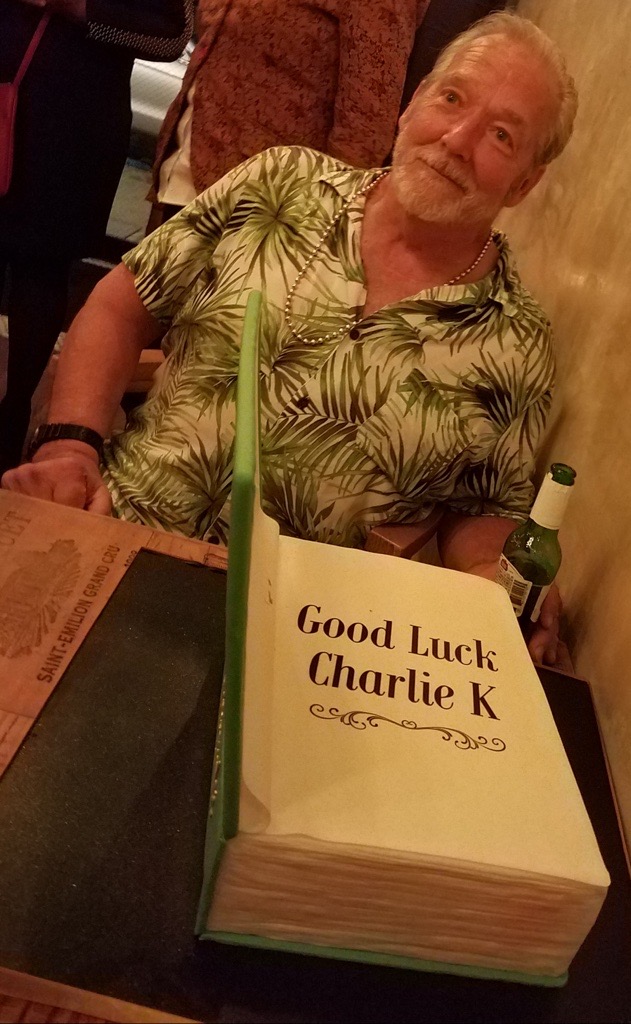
top-left (550, 463), bottom-right (576, 487)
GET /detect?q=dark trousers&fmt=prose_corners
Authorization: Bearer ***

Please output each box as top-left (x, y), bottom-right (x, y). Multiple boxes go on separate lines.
top-left (0, 254), bottom-right (71, 475)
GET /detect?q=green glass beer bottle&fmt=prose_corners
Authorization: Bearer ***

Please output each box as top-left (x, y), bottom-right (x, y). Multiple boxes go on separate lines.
top-left (495, 463), bottom-right (576, 631)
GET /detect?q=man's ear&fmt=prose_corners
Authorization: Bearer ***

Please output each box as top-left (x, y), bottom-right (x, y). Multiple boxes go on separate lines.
top-left (504, 165), bottom-right (547, 207)
top-left (398, 106), bottom-right (412, 131)
top-left (398, 101), bottom-right (416, 133)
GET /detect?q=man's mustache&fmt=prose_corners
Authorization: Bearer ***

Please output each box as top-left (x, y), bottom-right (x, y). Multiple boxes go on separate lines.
top-left (407, 150), bottom-right (470, 193)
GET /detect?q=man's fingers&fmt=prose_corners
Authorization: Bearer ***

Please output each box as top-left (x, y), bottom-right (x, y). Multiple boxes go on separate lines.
top-left (86, 485), bottom-right (113, 516)
top-left (1, 456), bottom-right (110, 515)
top-left (528, 584), bottom-right (562, 664)
top-left (543, 641), bottom-right (559, 665)
top-left (2, 464), bottom-right (57, 501)
top-left (539, 586), bottom-right (562, 630)
top-left (9, 464), bottom-right (87, 508)
top-left (529, 632), bottom-right (552, 665)
top-left (528, 611), bottom-right (560, 665)
top-left (52, 476), bottom-right (89, 509)
top-left (529, 631), bottom-right (558, 665)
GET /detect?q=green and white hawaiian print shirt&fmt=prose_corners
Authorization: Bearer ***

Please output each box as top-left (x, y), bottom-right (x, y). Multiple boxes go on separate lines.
top-left (104, 146), bottom-right (554, 548)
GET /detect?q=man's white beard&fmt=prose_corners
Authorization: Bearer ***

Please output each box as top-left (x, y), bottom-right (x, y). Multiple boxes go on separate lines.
top-left (391, 138), bottom-right (501, 227)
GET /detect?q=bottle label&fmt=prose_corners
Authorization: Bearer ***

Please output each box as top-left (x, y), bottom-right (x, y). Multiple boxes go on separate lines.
top-left (495, 556), bottom-right (552, 623)
top-left (495, 555), bottom-right (531, 615)
top-left (530, 476), bottom-right (571, 530)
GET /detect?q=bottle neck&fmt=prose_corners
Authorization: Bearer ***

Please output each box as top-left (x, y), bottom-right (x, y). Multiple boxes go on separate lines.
top-left (529, 475), bottom-right (572, 530)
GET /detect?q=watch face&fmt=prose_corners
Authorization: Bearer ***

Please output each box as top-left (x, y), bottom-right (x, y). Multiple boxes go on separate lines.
top-left (28, 426), bottom-right (50, 458)
top-left (34, 426), bottom-right (57, 446)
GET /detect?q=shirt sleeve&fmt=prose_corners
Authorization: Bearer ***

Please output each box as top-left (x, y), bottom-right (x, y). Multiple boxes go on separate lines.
top-left (86, 0), bottom-right (193, 61)
top-left (326, 0), bottom-right (429, 167)
top-left (444, 333), bottom-right (556, 520)
top-left (122, 149), bottom-right (271, 326)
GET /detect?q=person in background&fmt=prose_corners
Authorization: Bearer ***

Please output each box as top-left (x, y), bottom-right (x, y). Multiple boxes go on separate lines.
top-left (147, 0), bottom-right (431, 228)
top-left (399, 0), bottom-right (512, 111)
top-left (0, 0), bottom-right (192, 477)
top-left (2, 13), bottom-right (577, 666)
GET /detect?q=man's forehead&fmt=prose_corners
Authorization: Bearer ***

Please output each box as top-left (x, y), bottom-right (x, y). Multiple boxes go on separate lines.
top-left (420, 38), bottom-right (556, 131)
top-left (433, 38), bottom-right (543, 90)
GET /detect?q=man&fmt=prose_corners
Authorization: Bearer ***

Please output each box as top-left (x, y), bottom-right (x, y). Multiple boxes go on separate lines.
top-left (1, 12), bottom-right (577, 664)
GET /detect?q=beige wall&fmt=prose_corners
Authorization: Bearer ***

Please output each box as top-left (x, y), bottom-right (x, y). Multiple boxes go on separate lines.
top-left (500, 1), bottom-right (631, 849)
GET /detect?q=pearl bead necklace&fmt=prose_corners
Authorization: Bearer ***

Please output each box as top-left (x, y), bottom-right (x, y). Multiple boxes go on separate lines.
top-left (283, 169), bottom-right (495, 347)
top-left (446, 227), bottom-right (494, 284)
top-left (283, 171), bottom-right (389, 348)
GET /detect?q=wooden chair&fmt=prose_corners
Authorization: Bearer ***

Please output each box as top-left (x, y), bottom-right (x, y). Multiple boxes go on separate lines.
top-left (365, 506), bottom-right (444, 559)
top-left (126, 348), bottom-right (165, 393)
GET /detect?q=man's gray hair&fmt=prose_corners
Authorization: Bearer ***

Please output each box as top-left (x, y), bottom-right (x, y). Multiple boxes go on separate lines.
top-left (425, 11), bottom-right (578, 166)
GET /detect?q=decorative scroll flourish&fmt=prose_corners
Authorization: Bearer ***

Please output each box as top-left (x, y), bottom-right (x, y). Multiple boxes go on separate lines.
top-left (309, 705), bottom-right (506, 751)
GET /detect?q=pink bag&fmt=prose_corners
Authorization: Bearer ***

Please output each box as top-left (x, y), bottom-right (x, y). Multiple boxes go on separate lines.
top-left (0, 14), bottom-right (50, 198)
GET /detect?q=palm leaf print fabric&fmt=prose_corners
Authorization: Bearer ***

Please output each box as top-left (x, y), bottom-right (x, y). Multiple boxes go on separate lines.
top-left (103, 146), bottom-right (554, 548)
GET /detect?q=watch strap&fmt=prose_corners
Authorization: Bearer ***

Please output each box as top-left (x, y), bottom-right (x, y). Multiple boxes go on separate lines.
top-left (29, 423), bottom-right (105, 460)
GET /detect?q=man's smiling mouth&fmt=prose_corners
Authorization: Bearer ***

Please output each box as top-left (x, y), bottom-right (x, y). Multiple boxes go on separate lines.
top-left (418, 158), bottom-right (468, 192)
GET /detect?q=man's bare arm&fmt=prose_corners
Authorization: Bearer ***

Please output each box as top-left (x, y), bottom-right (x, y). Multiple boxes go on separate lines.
top-left (437, 510), bottom-right (516, 580)
top-left (438, 510), bottom-right (561, 666)
top-left (1, 264), bottom-right (164, 512)
top-left (44, 263), bottom-right (162, 433)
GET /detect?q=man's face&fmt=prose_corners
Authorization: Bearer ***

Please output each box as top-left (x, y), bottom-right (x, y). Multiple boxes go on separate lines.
top-left (391, 39), bottom-right (556, 227)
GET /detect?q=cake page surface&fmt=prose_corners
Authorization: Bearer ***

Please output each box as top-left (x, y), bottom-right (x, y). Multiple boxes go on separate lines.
top-left (239, 524), bottom-right (608, 888)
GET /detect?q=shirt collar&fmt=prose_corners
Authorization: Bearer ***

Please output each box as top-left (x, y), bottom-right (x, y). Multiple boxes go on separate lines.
top-left (319, 165), bottom-right (382, 198)
top-left (318, 168), bottom-right (525, 317)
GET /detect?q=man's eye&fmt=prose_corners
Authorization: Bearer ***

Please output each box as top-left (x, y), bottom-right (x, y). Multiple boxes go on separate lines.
top-left (495, 127), bottom-right (511, 145)
top-left (444, 91), bottom-right (459, 104)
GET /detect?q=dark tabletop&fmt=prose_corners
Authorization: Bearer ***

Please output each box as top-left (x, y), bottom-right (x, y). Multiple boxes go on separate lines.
top-left (0, 549), bottom-right (629, 1024)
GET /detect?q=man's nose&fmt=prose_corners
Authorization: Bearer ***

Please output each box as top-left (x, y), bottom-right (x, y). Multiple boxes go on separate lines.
top-left (441, 114), bottom-right (482, 160)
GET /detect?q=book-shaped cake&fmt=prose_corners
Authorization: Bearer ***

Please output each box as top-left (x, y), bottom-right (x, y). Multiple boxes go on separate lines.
top-left (197, 292), bottom-right (609, 985)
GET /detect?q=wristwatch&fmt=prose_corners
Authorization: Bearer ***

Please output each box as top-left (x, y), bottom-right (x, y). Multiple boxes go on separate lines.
top-left (28, 423), bottom-right (104, 460)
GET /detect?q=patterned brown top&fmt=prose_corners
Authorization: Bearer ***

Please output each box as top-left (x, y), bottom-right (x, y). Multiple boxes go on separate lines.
top-left (152, 0), bottom-right (430, 195)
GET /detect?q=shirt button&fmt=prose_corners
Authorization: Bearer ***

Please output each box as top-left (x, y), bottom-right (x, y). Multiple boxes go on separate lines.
top-left (349, 328), bottom-right (360, 341)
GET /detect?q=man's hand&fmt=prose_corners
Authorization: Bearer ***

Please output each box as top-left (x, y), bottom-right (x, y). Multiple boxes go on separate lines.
top-left (526, 585), bottom-right (561, 666)
top-left (438, 511), bottom-right (563, 667)
top-left (1, 443), bottom-right (111, 515)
